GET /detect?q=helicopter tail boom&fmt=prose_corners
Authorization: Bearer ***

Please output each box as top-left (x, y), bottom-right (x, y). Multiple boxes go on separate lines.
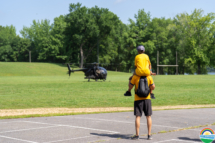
top-left (67, 64), bottom-right (88, 76)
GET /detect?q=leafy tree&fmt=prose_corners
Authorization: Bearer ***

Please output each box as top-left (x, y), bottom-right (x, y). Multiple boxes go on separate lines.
top-left (172, 9), bottom-right (215, 74)
top-left (4, 4), bottom-right (214, 76)
top-left (20, 19), bottom-right (53, 61)
top-left (50, 15), bottom-right (67, 62)
top-left (149, 17), bottom-right (174, 74)
top-left (126, 9), bottom-right (154, 70)
top-left (64, 3), bottom-right (121, 68)
top-left (64, 3), bottom-right (99, 67)
top-left (0, 25), bottom-right (16, 61)
top-left (208, 21), bottom-right (215, 69)
top-left (11, 37), bottom-right (31, 62)
top-left (99, 21), bottom-right (129, 71)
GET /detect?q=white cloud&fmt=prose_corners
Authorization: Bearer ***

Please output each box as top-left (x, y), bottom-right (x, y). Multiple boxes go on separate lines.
top-left (115, 0), bottom-right (126, 4)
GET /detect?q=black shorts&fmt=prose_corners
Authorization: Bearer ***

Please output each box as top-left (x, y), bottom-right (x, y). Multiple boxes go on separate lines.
top-left (134, 99), bottom-right (152, 117)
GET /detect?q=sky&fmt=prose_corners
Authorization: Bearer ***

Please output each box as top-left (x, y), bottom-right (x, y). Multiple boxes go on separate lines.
top-left (1, 0), bottom-right (215, 35)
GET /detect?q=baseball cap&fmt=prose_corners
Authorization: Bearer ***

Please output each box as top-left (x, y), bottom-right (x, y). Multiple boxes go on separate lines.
top-left (137, 45), bottom-right (145, 52)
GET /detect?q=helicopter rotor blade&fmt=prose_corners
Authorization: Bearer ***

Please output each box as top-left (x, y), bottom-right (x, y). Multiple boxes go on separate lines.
top-left (67, 64), bottom-right (72, 76)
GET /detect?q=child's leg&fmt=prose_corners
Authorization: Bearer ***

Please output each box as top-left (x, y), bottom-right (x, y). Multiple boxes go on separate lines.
top-left (128, 81), bottom-right (134, 92)
top-left (127, 71), bottom-right (137, 91)
top-left (144, 69), bottom-right (151, 76)
top-left (124, 75), bottom-right (134, 96)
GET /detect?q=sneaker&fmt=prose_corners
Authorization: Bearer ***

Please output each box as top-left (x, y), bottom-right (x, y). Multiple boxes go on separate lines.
top-left (124, 91), bottom-right (131, 96)
top-left (147, 135), bottom-right (152, 140)
top-left (150, 93), bottom-right (155, 99)
top-left (131, 135), bottom-right (139, 140)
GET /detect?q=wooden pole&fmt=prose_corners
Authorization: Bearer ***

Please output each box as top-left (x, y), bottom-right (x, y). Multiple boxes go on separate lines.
top-left (97, 39), bottom-right (99, 64)
top-left (157, 51), bottom-right (159, 75)
top-left (157, 65), bottom-right (178, 67)
top-left (176, 51), bottom-right (178, 75)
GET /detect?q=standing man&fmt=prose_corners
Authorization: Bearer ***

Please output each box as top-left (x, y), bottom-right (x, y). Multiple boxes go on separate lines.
top-left (129, 75), bottom-right (155, 140)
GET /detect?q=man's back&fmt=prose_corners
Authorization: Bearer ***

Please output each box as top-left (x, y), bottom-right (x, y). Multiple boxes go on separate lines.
top-left (130, 75), bottom-right (154, 101)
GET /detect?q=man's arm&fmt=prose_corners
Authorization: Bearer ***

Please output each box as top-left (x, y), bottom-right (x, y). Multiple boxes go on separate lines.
top-left (149, 76), bottom-right (155, 90)
top-left (150, 83), bottom-right (155, 91)
top-left (149, 64), bottom-right (156, 76)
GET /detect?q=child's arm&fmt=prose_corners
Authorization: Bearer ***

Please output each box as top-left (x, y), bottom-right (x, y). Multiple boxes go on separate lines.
top-left (151, 72), bottom-right (156, 76)
top-left (149, 64), bottom-right (156, 76)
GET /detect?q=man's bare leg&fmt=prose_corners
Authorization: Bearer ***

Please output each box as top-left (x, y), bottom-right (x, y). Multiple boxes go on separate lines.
top-left (135, 116), bottom-right (141, 136)
top-left (131, 115), bottom-right (141, 140)
top-left (146, 116), bottom-right (152, 135)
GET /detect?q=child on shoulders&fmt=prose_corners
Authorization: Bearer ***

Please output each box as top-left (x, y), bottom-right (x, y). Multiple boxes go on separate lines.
top-left (124, 45), bottom-right (156, 99)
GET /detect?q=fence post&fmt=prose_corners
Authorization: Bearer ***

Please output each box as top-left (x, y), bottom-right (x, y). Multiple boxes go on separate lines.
top-left (157, 51), bottom-right (159, 75)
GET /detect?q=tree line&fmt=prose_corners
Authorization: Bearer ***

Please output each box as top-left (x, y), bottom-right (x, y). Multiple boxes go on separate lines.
top-left (1, 3), bottom-right (215, 74)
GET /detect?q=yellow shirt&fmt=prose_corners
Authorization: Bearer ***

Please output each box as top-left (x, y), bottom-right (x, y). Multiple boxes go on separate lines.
top-left (130, 75), bottom-right (154, 101)
top-left (135, 53), bottom-right (151, 76)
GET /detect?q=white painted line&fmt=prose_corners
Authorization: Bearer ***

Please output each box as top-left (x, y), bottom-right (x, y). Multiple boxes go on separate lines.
top-left (0, 125), bottom-right (60, 134)
top-left (43, 135), bottom-right (96, 143)
top-left (22, 121), bottom-right (119, 134)
top-left (153, 139), bottom-right (201, 143)
top-left (44, 134), bottom-right (119, 143)
top-left (0, 121), bottom-right (23, 124)
top-left (153, 139), bottom-right (176, 143)
top-left (22, 120), bottom-right (55, 125)
top-left (73, 117), bottom-right (209, 132)
top-left (62, 125), bottom-right (119, 133)
top-left (88, 137), bottom-right (116, 143)
top-left (188, 129), bottom-right (202, 132)
top-left (172, 139), bottom-right (201, 142)
top-left (0, 122), bottom-right (12, 124)
top-left (74, 117), bottom-right (135, 124)
top-left (0, 135), bottom-right (38, 143)
top-left (151, 124), bottom-right (180, 129)
top-left (73, 117), bottom-right (180, 129)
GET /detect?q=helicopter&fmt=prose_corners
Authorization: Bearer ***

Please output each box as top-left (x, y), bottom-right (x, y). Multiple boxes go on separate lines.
top-left (67, 63), bottom-right (107, 82)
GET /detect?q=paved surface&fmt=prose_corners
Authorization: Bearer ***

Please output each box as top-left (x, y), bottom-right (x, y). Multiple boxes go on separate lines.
top-left (0, 108), bottom-right (215, 143)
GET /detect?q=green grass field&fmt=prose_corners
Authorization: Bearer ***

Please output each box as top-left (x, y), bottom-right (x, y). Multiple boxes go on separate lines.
top-left (0, 62), bottom-right (215, 109)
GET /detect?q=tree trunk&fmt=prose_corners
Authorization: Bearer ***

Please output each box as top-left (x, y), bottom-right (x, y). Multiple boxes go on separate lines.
top-left (182, 66), bottom-right (184, 75)
top-left (197, 63), bottom-right (201, 74)
top-left (80, 45), bottom-right (84, 68)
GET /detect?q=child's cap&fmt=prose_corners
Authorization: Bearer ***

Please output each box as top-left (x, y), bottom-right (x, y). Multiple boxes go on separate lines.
top-left (137, 45), bottom-right (145, 52)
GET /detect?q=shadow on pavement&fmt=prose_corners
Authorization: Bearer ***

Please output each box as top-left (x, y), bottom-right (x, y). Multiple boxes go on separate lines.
top-left (91, 133), bottom-right (149, 141)
top-left (91, 133), bottom-right (133, 140)
top-left (178, 137), bottom-right (201, 142)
